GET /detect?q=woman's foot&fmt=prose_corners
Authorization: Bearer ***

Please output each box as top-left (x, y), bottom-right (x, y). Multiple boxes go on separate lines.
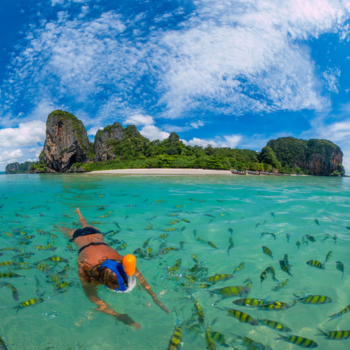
top-left (74, 208), bottom-right (81, 215)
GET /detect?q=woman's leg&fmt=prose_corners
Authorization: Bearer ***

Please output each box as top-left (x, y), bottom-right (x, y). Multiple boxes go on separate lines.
top-left (75, 208), bottom-right (99, 230)
top-left (54, 225), bottom-right (75, 239)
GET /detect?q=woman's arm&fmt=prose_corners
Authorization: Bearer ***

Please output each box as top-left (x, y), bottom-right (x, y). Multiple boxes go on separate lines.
top-left (135, 268), bottom-right (170, 315)
top-left (80, 278), bottom-right (141, 330)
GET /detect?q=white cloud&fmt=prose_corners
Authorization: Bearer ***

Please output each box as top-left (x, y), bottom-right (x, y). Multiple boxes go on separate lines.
top-left (140, 125), bottom-right (170, 141)
top-left (87, 126), bottom-right (103, 136)
top-left (182, 134), bottom-right (242, 148)
top-left (26, 158), bottom-right (38, 162)
top-left (0, 121), bottom-right (46, 148)
top-left (323, 68), bottom-right (341, 93)
top-left (0, 149), bottom-right (23, 166)
top-left (2, 0), bottom-right (350, 123)
top-left (190, 120), bottom-right (204, 129)
top-left (124, 114), bottom-right (154, 126)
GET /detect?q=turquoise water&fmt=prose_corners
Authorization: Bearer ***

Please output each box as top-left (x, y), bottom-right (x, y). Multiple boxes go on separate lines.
top-left (0, 174), bottom-right (350, 349)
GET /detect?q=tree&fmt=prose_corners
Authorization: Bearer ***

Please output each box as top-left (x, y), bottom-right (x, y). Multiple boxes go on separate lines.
top-left (258, 146), bottom-right (281, 169)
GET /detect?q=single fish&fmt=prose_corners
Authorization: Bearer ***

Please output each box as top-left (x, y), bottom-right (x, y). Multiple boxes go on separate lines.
top-left (0, 282), bottom-right (19, 301)
top-left (293, 294), bottom-right (332, 305)
top-left (179, 241), bottom-right (185, 249)
top-left (208, 241), bottom-right (218, 249)
top-left (227, 237), bottom-right (234, 255)
top-left (0, 273), bottom-right (24, 278)
top-left (192, 254), bottom-right (198, 263)
top-left (256, 223), bottom-right (261, 229)
top-left (286, 233), bottom-right (291, 243)
top-left (336, 261), bottom-right (344, 280)
top-left (315, 219), bottom-right (320, 225)
top-left (116, 242), bottom-right (127, 251)
top-left (0, 336), bottom-right (7, 349)
top-left (196, 237), bottom-right (208, 244)
top-left (316, 328), bottom-right (350, 340)
top-left (258, 301), bottom-right (291, 311)
top-left (193, 229), bottom-right (197, 237)
top-left (233, 297), bottom-right (269, 307)
top-left (206, 274), bottom-right (235, 284)
top-left (305, 234), bottom-right (316, 242)
top-left (306, 260), bottom-right (325, 270)
top-left (124, 205), bottom-right (137, 207)
top-left (158, 234), bottom-right (169, 239)
top-left (162, 228), bottom-right (178, 232)
top-left (322, 234), bottom-right (331, 242)
top-left (54, 281), bottom-right (70, 293)
top-left (181, 226), bottom-right (186, 232)
top-left (109, 239), bottom-right (122, 245)
top-left (228, 228), bottom-right (233, 235)
top-left (296, 241), bottom-right (301, 249)
top-left (204, 214), bottom-right (215, 218)
top-left (244, 278), bottom-right (252, 289)
top-left (234, 262), bottom-right (244, 273)
top-left (231, 334), bottom-right (268, 350)
top-left (219, 307), bottom-right (258, 325)
top-left (276, 334), bottom-right (318, 348)
top-left (168, 220), bottom-right (179, 225)
top-left (167, 326), bottom-right (182, 350)
top-left (143, 238), bottom-right (151, 249)
top-left (181, 219), bottom-right (190, 223)
top-left (279, 260), bottom-right (293, 276)
top-left (168, 259), bottom-right (182, 273)
top-left (43, 256), bottom-right (69, 264)
top-left (13, 297), bottom-right (44, 313)
top-left (262, 246), bottom-right (273, 260)
top-left (208, 286), bottom-right (250, 298)
top-left (205, 318), bottom-right (217, 350)
top-left (324, 251), bottom-right (332, 265)
top-left (333, 234), bottom-right (337, 244)
top-left (0, 248), bottom-right (23, 252)
top-left (259, 318), bottom-right (292, 332)
top-left (272, 279), bottom-right (289, 291)
top-left (328, 304), bottom-right (350, 321)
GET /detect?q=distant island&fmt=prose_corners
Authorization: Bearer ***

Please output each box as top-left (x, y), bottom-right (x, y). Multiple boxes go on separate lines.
top-left (7, 110), bottom-right (345, 176)
top-left (5, 161), bottom-right (36, 174)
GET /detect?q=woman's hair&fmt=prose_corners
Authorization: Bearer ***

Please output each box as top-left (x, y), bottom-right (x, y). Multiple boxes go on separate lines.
top-left (85, 257), bottom-right (127, 289)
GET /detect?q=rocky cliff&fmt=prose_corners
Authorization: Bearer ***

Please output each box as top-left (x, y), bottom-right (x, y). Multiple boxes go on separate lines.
top-left (267, 137), bottom-right (344, 176)
top-left (94, 122), bottom-right (124, 162)
top-left (5, 161), bottom-right (35, 174)
top-left (41, 110), bottom-right (91, 172)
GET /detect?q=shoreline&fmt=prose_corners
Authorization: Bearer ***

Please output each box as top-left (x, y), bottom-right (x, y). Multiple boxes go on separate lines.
top-left (87, 168), bottom-right (233, 175)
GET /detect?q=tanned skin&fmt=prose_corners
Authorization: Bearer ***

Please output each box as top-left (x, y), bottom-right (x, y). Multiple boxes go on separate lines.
top-left (56, 208), bottom-right (170, 330)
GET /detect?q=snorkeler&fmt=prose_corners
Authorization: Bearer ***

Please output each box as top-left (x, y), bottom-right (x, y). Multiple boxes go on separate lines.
top-left (56, 208), bottom-right (170, 330)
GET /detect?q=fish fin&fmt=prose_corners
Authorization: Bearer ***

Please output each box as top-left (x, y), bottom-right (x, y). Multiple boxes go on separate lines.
top-left (210, 317), bottom-right (219, 327)
top-left (315, 328), bottom-right (327, 336)
top-left (264, 296), bottom-right (270, 301)
top-left (12, 306), bottom-right (20, 313)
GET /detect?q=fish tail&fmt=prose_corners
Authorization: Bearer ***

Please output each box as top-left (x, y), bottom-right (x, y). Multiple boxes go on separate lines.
top-left (275, 334), bottom-right (286, 341)
top-left (341, 272), bottom-right (344, 280)
top-left (327, 313), bottom-right (340, 321)
top-left (264, 295), bottom-right (270, 301)
top-left (315, 328), bottom-right (327, 336)
top-left (12, 306), bottom-right (20, 313)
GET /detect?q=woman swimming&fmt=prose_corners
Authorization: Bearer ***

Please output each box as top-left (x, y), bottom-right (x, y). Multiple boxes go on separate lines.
top-left (56, 208), bottom-right (170, 330)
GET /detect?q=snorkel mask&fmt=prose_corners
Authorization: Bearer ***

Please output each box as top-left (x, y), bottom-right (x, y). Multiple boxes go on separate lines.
top-left (99, 254), bottom-right (137, 293)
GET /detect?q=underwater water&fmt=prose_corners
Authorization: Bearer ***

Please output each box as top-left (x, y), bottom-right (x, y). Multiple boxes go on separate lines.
top-left (0, 173), bottom-right (350, 350)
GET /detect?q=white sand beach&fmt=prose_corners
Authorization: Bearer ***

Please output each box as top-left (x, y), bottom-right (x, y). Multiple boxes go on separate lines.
top-left (87, 168), bottom-right (232, 175)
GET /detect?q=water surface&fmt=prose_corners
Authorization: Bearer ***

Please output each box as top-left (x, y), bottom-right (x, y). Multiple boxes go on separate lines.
top-left (0, 174), bottom-right (350, 349)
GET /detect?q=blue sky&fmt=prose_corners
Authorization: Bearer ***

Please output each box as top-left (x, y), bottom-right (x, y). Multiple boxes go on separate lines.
top-left (1, 0), bottom-right (350, 172)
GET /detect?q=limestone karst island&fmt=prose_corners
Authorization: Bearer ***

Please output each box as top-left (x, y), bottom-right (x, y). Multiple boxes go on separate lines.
top-left (6, 110), bottom-right (345, 177)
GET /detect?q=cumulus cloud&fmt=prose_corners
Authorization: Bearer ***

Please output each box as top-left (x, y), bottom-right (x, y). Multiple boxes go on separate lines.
top-left (190, 121), bottom-right (204, 129)
top-left (182, 134), bottom-right (242, 148)
top-left (140, 125), bottom-right (170, 141)
top-left (124, 115), bottom-right (154, 126)
top-left (0, 149), bottom-right (23, 166)
top-left (87, 126), bottom-right (103, 136)
top-left (0, 121), bottom-right (46, 148)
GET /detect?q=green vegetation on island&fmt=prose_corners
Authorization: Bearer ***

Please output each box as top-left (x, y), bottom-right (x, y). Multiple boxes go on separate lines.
top-left (5, 161), bottom-right (36, 174)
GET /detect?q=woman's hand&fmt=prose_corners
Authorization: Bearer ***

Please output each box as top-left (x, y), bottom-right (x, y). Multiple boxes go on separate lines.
top-left (131, 323), bottom-right (142, 330)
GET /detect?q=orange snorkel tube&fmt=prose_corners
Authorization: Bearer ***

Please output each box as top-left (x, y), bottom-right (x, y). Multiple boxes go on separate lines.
top-left (121, 254), bottom-right (137, 293)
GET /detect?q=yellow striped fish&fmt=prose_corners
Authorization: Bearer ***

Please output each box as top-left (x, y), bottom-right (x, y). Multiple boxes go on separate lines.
top-left (205, 318), bottom-right (217, 350)
top-left (262, 246), bottom-right (273, 259)
top-left (276, 334), bottom-right (318, 348)
top-left (0, 335), bottom-right (8, 350)
top-left (206, 274), bottom-right (235, 284)
top-left (306, 260), bottom-right (325, 269)
top-left (258, 318), bottom-right (291, 332)
top-left (328, 304), bottom-right (350, 321)
top-left (209, 286), bottom-right (250, 298)
top-left (234, 262), bottom-right (244, 273)
top-left (0, 273), bottom-right (23, 278)
top-left (116, 242), bottom-right (127, 251)
top-left (167, 326), bottom-right (182, 350)
top-left (168, 220), bottom-right (179, 225)
top-left (293, 294), bottom-right (332, 304)
top-left (272, 279), bottom-right (289, 291)
top-left (316, 328), bottom-right (350, 340)
top-left (13, 297), bottom-right (44, 313)
top-left (219, 307), bottom-right (258, 325)
top-left (258, 301), bottom-right (291, 310)
top-left (0, 282), bottom-right (19, 301)
top-left (232, 297), bottom-right (269, 307)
